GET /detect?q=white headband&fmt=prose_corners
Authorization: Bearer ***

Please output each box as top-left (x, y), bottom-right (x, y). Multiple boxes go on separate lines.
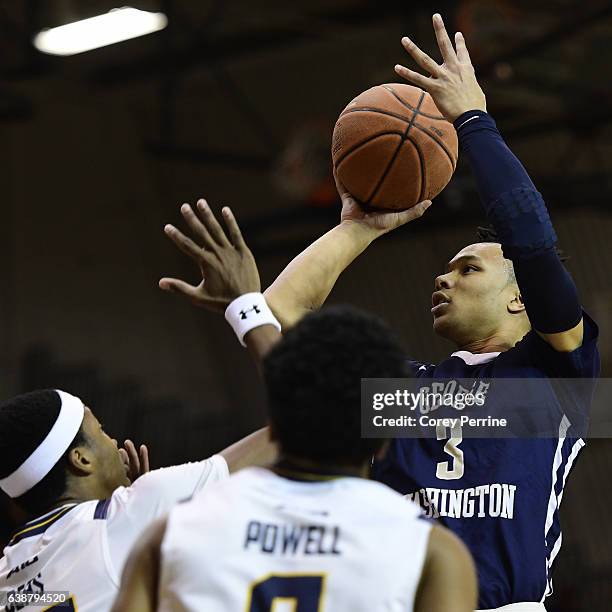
top-left (0, 390), bottom-right (85, 498)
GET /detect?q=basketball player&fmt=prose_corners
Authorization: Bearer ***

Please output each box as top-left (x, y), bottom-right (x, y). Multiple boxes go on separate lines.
top-left (258, 14), bottom-right (600, 612)
top-left (112, 203), bottom-right (476, 611)
top-left (0, 210), bottom-right (278, 612)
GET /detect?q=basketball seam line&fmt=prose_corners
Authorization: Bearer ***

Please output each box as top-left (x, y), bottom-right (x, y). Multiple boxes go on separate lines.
top-left (366, 90), bottom-right (426, 206)
top-left (341, 106), bottom-right (433, 128)
top-left (411, 123), bottom-right (456, 170)
top-left (334, 130), bottom-right (407, 168)
top-left (340, 107), bottom-right (456, 170)
top-left (381, 85), bottom-right (447, 121)
top-left (336, 106), bottom-right (457, 171)
top-left (341, 107), bottom-right (417, 123)
top-left (336, 106), bottom-right (457, 177)
top-left (406, 135), bottom-right (426, 202)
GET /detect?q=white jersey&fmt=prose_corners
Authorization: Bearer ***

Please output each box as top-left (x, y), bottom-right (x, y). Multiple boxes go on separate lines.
top-left (160, 467), bottom-right (432, 612)
top-left (0, 455), bottom-right (228, 612)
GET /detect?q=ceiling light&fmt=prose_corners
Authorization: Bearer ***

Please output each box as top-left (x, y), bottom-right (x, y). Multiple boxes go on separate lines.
top-left (33, 7), bottom-right (167, 56)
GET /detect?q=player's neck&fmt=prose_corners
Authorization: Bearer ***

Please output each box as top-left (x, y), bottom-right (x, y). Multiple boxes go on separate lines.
top-left (43, 495), bottom-right (90, 515)
top-left (273, 456), bottom-right (368, 480)
top-left (49, 479), bottom-right (112, 511)
top-left (458, 330), bottom-right (523, 354)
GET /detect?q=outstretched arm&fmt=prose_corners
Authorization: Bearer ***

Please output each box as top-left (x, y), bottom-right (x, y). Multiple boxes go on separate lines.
top-left (264, 221), bottom-right (376, 330)
top-left (160, 201), bottom-right (279, 468)
top-left (396, 13), bottom-right (584, 352)
top-left (265, 177), bottom-right (432, 329)
top-left (219, 426), bottom-right (276, 473)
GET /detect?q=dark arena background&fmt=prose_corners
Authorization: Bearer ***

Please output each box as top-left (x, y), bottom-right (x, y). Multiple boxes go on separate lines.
top-left (1, 1), bottom-right (611, 609)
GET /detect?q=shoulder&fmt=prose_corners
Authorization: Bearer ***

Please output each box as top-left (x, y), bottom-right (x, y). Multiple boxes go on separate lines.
top-left (427, 524), bottom-right (468, 557)
top-left (423, 524), bottom-right (477, 584)
top-left (107, 456), bottom-right (229, 521)
top-left (503, 310), bottom-right (599, 377)
top-left (167, 468), bottom-right (259, 521)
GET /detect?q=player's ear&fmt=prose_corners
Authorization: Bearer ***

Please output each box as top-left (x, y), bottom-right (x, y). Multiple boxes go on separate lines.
top-left (67, 444), bottom-right (95, 476)
top-left (507, 290), bottom-right (526, 315)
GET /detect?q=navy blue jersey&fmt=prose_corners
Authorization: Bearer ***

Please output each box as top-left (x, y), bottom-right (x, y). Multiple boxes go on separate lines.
top-left (372, 312), bottom-right (599, 609)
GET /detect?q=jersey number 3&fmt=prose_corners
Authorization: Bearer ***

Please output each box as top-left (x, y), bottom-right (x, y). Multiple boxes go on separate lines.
top-left (436, 424), bottom-right (464, 480)
top-left (247, 574), bottom-right (325, 611)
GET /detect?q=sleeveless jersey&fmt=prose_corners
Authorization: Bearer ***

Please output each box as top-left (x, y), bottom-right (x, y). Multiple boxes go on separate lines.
top-left (372, 312), bottom-right (600, 609)
top-left (159, 467), bottom-right (432, 611)
top-left (0, 456), bottom-right (228, 612)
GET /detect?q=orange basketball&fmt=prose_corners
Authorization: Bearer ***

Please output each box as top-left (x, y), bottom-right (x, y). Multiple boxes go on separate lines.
top-left (332, 83), bottom-right (458, 210)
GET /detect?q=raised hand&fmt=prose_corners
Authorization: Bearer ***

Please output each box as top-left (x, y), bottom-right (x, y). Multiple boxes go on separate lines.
top-left (118, 439), bottom-right (149, 483)
top-left (160, 200), bottom-right (260, 312)
top-left (336, 171), bottom-right (432, 236)
top-left (395, 13), bottom-right (486, 123)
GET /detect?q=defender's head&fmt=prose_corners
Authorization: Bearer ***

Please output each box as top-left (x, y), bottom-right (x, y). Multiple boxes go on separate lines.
top-left (0, 390), bottom-right (129, 516)
top-left (263, 306), bottom-right (408, 468)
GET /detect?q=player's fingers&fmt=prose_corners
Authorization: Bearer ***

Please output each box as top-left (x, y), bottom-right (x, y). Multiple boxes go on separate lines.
top-left (196, 199), bottom-right (231, 248)
top-left (159, 277), bottom-right (200, 299)
top-left (118, 447), bottom-right (129, 465)
top-left (394, 64), bottom-right (432, 91)
top-left (432, 14), bottom-right (457, 66)
top-left (124, 439), bottom-right (140, 477)
top-left (399, 200), bottom-right (433, 223)
top-left (180, 203), bottom-right (216, 250)
top-left (221, 207), bottom-right (248, 251)
top-left (139, 445), bottom-right (150, 474)
top-left (455, 31), bottom-right (472, 64)
top-left (164, 224), bottom-right (204, 262)
top-left (413, 199), bottom-right (433, 217)
top-left (400, 36), bottom-right (442, 77)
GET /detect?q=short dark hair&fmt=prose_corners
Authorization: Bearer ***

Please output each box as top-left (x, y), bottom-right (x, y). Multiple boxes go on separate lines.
top-left (263, 306), bottom-right (408, 466)
top-left (0, 390), bottom-right (86, 516)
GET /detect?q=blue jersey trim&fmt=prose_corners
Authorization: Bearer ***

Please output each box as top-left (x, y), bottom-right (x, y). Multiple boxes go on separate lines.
top-left (8, 504), bottom-right (78, 546)
top-left (93, 498), bottom-right (111, 520)
top-left (541, 434), bottom-right (585, 600)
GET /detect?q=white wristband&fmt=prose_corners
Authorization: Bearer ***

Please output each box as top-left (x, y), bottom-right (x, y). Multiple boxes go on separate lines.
top-left (224, 293), bottom-right (281, 347)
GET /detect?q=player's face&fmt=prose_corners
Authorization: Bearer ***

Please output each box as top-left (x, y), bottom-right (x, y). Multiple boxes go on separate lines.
top-left (431, 243), bottom-right (516, 346)
top-left (81, 408), bottom-right (131, 492)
